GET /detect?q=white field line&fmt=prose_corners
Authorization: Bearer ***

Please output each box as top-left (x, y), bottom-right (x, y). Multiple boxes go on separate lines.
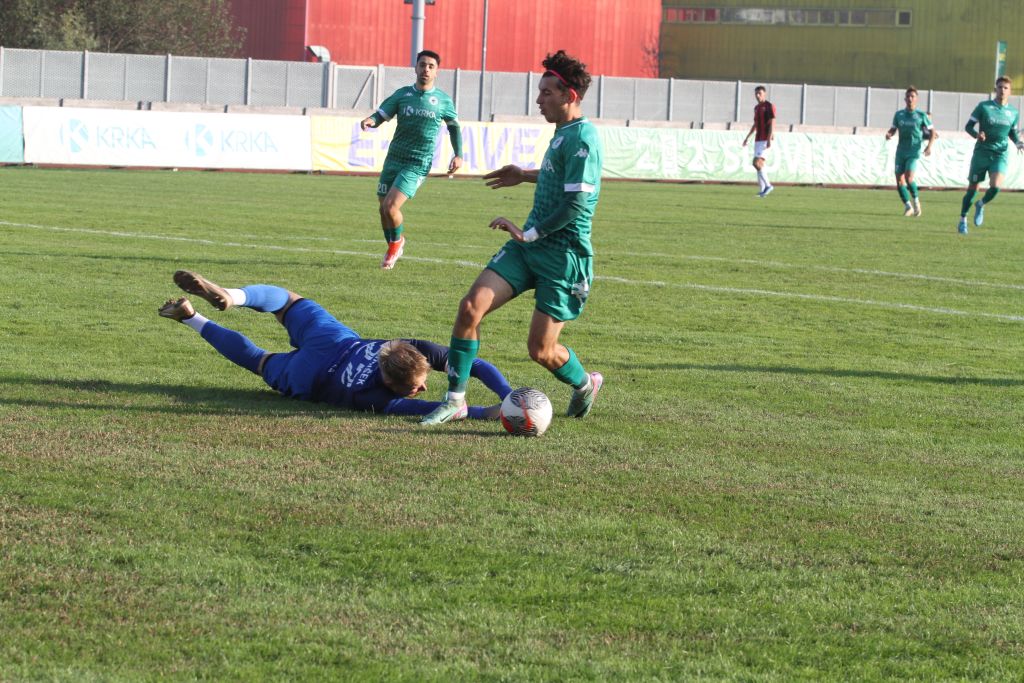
top-left (4, 220), bottom-right (1023, 323)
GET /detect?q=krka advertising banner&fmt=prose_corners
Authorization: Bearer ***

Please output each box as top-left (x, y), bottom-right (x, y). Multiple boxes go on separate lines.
top-left (599, 126), bottom-right (1024, 189)
top-left (311, 116), bottom-right (554, 173)
top-left (22, 107), bottom-right (312, 170)
top-left (0, 106), bottom-right (24, 163)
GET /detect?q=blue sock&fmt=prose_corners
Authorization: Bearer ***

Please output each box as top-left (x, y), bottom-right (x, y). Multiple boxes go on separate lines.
top-left (470, 358), bottom-right (513, 399)
top-left (239, 285), bottom-right (291, 313)
top-left (200, 321), bottom-right (266, 374)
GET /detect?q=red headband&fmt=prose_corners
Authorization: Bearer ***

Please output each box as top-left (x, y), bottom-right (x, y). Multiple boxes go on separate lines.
top-left (543, 70), bottom-right (579, 103)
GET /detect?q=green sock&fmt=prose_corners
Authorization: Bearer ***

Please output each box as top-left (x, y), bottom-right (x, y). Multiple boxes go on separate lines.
top-left (897, 185), bottom-right (910, 203)
top-left (447, 337), bottom-right (479, 394)
top-left (551, 348), bottom-right (587, 388)
top-left (908, 182), bottom-right (918, 199)
top-left (960, 191), bottom-right (976, 217)
top-left (383, 224), bottom-right (405, 243)
top-left (982, 186), bottom-right (1000, 204)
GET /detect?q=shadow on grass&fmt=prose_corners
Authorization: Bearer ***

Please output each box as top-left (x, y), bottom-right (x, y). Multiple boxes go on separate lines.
top-left (625, 363), bottom-right (1024, 387)
top-left (0, 375), bottom-right (356, 419)
top-left (0, 375), bottom-right (508, 435)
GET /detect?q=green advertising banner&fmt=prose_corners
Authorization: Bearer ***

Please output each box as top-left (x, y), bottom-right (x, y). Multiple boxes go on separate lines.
top-left (598, 126), bottom-right (1024, 189)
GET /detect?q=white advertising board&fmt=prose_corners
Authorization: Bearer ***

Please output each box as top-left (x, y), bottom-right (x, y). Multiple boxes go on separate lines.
top-left (23, 107), bottom-right (312, 170)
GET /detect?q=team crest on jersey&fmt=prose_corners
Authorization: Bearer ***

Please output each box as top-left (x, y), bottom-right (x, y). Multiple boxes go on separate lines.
top-left (571, 278), bottom-right (590, 303)
top-left (551, 136), bottom-right (564, 149)
top-left (428, 96), bottom-right (438, 106)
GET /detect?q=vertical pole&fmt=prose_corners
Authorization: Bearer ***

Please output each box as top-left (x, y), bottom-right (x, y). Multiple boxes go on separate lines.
top-left (411, 0), bottom-right (425, 66)
top-left (832, 87), bottom-right (838, 126)
top-left (478, 0), bottom-right (489, 121)
top-left (632, 79), bottom-right (638, 120)
top-left (81, 50), bottom-right (88, 99)
top-left (801, 83), bottom-right (807, 124)
top-left (204, 58), bottom-right (211, 104)
top-left (525, 72), bottom-right (532, 115)
top-left (700, 81), bottom-right (706, 125)
top-left (597, 74), bottom-right (605, 118)
top-left (121, 53), bottom-right (128, 101)
top-left (245, 58), bottom-right (252, 105)
top-left (735, 80), bottom-right (742, 123)
top-left (667, 77), bottom-right (674, 121)
top-left (0, 47), bottom-right (4, 97)
top-left (323, 60), bottom-right (333, 108)
top-left (39, 51), bottom-right (46, 97)
top-left (165, 54), bottom-right (172, 102)
top-left (453, 67), bottom-right (460, 114)
top-left (283, 62), bottom-right (290, 106)
top-left (864, 86), bottom-right (871, 126)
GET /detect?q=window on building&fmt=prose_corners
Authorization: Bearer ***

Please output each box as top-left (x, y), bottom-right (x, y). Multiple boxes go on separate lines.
top-left (663, 7), bottom-right (911, 28)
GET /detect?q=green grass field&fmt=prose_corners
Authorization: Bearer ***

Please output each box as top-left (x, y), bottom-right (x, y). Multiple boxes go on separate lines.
top-left (2, 167), bottom-right (1023, 681)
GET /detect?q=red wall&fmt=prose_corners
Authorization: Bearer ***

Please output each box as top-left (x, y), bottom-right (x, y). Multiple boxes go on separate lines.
top-left (231, 0), bottom-right (661, 78)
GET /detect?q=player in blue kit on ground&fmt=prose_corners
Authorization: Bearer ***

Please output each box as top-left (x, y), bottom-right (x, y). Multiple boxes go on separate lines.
top-left (159, 271), bottom-right (511, 419)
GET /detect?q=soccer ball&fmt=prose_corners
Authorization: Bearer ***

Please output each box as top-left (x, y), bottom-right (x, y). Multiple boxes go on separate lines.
top-left (500, 387), bottom-right (553, 437)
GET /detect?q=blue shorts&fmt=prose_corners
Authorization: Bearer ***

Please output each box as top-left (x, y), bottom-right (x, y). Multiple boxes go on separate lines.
top-left (261, 299), bottom-right (360, 400)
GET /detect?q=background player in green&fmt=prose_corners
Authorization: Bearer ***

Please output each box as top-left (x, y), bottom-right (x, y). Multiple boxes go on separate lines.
top-left (957, 75), bottom-right (1024, 235)
top-left (885, 86), bottom-right (936, 217)
top-left (360, 50), bottom-right (462, 269)
top-left (421, 50), bottom-right (604, 425)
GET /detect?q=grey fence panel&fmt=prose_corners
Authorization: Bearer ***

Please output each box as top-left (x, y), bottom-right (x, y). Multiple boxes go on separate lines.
top-left (42, 50), bottom-right (83, 98)
top-left (635, 77), bottom-right (669, 121)
top-left (834, 87), bottom-right (866, 126)
top-left (85, 52), bottom-right (126, 100)
top-left (702, 81), bottom-right (738, 123)
top-left (671, 80), bottom-right (706, 122)
top-left (929, 91), bottom-right (963, 131)
top-left (458, 70), bottom-right (483, 120)
top-left (250, 60), bottom-right (288, 105)
top-left (868, 88), bottom-right (902, 128)
top-left (333, 66), bottom-right (376, 110)
top-left (125, 53), bottom-right (168, 102)
top-left (286, 61), bottom-right (325, 107)
top-left (169, 56), bottom-right (209, 103)
top-left (599, 76), bottom-right (638, 119)
top-left (207, 58), bottom-right (246, 105)
top-left (763, 83), bottom-right (801, 125)
top-left (380, 66), bottom-right (413, 101)
top-left (3, 48), bottom-right (43, 97)
top-left (491, 71), bottom-right (531, 118)
top-left (804, 85), bottom-right (836, 126)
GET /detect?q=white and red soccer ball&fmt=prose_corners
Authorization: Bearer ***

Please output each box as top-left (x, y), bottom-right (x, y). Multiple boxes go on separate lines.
top-left (499, 387), bottom-right (553, 437)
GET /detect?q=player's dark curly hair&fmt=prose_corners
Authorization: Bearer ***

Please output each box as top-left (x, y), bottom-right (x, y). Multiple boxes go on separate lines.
top-left (542, 50), bottom-right (592, 100)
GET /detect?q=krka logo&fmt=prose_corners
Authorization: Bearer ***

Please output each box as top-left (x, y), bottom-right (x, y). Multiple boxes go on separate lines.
top-left (403, 105), bottom-right (437, 119)
top-left (60, 119), bottom-right (89, 153)
top-left (184, 124), bottom-right (215, 157)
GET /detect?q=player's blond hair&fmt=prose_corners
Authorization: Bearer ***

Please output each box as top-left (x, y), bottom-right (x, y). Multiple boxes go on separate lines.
top-left (379, 340), bottom-right (430, 395)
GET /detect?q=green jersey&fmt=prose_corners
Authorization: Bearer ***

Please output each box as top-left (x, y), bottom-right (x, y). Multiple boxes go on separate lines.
top-left (891, 108), bottom-right (932, 154)
top-left (524, 117), bottom-right (602, 255)
top-left (968, 99), bottom-right (1021, 155)
top-left (373, 86), bottom-right (460, 171)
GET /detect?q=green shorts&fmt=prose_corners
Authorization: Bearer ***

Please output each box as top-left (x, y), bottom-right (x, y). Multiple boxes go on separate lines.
top-left (486, 240), bottom-right (594, 322)
top-left (894, 150), bottom-right (920, 175)
top-left (968, 149), bottom-right (1008, 184)
top-left (377, 160), bottom-right (427, 199)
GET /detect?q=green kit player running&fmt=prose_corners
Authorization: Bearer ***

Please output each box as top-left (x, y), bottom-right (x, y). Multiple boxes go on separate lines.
top-left (885, 86), bottom-right (936, 217)
top-left (957, 75), bottom-right (1024, 235)
top-left (361, 50), bottom-right (462, 269)
top-left (421, 50), bottom-right (604, 426)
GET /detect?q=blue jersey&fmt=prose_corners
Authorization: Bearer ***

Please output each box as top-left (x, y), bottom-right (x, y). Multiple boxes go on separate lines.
top-left (317, 338), bottom-right (444, 414)
top-left (257, 298), bottom-right (509, 418)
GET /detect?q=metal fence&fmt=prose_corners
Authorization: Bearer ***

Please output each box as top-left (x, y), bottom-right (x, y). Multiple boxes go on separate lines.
top-left (2, 46), bottom-right (1017, 131)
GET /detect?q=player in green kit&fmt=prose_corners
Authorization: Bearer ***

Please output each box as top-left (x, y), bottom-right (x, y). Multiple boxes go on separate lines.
top-left (885, 86), bottom-right (936, 217)
top-left (421, 50), bottom-right (604, 425)
top-left (957, 76), bottom-right (1024, 235)
top-left (360, 50), bottom-right (462, 269)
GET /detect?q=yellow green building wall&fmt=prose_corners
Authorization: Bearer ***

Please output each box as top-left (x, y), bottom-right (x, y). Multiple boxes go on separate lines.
top-left (660, 0), bottom-right (1024, 92)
